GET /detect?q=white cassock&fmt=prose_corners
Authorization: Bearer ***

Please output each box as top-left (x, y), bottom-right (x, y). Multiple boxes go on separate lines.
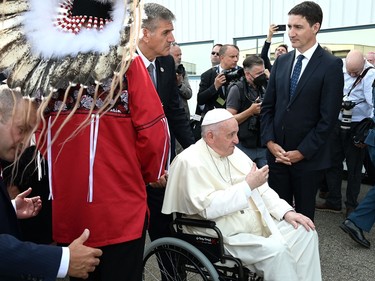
top-left (162, 139), bottom-right (322, 281)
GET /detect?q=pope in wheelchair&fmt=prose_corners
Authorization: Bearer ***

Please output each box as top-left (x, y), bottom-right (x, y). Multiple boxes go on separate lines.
top-left (162, 108), bottom-right (321, 281)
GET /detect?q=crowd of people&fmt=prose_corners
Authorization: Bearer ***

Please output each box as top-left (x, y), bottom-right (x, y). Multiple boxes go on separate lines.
top-left (0, 1), bottom-right (374, 281)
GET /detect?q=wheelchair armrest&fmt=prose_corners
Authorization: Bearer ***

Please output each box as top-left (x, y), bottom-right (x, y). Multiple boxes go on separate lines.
top-left (173, 217), bottom-right (224, 243)
top-left (174, 217), bottom-right (217, 229)
top-left (171, 215), bottom-right (227, 263)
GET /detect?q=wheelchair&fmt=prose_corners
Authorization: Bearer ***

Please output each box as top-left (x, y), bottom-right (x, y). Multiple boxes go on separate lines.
top-left (143, 215), bottom-right (263, 281)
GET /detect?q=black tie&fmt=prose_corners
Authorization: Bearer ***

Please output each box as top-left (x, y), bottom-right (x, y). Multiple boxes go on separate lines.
top-left (147, 63), bottom-right (156, 87)
top-left (290, 54), bottom-right (304, 98)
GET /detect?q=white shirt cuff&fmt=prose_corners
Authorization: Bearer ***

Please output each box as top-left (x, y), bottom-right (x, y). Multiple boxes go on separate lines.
top-left (57, 247), bottom-right (70, 278)
top-left (11, 199), bottom-right (16, 211)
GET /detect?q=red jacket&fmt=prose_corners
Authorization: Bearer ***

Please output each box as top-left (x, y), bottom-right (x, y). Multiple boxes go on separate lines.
top-left (40, 56), bottom-right (169, 247)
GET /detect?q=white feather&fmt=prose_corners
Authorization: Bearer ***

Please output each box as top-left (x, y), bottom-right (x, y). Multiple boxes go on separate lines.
top-left (0, 15), bottom-right (24, 30)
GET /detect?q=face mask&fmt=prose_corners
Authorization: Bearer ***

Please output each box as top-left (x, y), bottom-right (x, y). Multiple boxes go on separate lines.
top-left (253, 73), bottom-right (268, 88)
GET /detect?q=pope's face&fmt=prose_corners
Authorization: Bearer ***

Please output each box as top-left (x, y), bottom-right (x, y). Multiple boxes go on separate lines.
top-left (0, 99), bottom-right (37, 162)
top-left (211, 118), bottom-right (239, 157)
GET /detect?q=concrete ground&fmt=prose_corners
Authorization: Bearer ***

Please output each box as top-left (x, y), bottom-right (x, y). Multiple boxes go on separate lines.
top-left (58, 181), bottom-right (375, 281)
top-left (316, 181), bottom-right (375, 281)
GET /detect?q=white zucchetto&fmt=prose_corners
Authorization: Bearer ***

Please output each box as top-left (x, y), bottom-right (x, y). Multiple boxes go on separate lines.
top-left (201, 108), bottom-right (234, 126)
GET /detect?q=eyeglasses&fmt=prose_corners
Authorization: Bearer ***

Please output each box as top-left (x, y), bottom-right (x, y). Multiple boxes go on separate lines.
top-left (211, 52), bottom-right (219, 56)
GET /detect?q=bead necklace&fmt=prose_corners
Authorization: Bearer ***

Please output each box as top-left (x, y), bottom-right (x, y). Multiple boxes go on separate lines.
top-left (206, 144), bottom-right (233, 185)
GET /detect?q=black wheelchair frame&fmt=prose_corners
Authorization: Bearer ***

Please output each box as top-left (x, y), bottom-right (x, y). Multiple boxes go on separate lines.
top-left (143, 215), bottom-right (263, 281)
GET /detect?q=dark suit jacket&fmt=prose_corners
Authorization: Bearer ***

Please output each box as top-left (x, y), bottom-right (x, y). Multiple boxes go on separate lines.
top-left (260, 40), bottom-right (273, 72)
top-left (1, 146), bottom-right (52, 244)
top-left (0, 178), bottom-right (61, 281)
top-left (0, 234), bottom-right (61, 281)
top-left (0, 178), bottom-right (19, 237)
top-left (197, 66), bottom-right (226, 115)
top-left (261, 45), bottom-right (344, 170)
top-left (155, 55), bottom-right (195, 149)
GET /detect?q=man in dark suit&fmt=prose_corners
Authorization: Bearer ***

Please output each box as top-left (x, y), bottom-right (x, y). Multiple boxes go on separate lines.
top-left (197, 44), bottom-right (240, 117)
top-left (340, 133), bottom-right (375, 248)
top-left (1, 145), bottom-right (52, 245)
top-left (0, 85), bottom-right (102, 281)
top-left (260, 1), bottom-right (344, 220)
top-left (137, 3), bottom-right (195, 243)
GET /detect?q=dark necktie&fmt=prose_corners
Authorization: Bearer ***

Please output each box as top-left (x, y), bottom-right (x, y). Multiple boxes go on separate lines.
top-left (290, 54), bottom-right (304, 98)
top-left (147, 63), bottom-right (156, 87)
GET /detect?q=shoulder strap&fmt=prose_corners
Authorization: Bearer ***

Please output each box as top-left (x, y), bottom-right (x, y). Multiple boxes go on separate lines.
top-left (347, 66), bottom-right (374, 97)
top-left (227, 79), bottom-right (241, 93)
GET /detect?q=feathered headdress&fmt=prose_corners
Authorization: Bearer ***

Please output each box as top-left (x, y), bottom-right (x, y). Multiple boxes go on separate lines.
top-left (0, 0), bottom-right (141, 97)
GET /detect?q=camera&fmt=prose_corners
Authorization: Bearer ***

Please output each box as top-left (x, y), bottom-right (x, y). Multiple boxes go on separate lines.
top-left (277, 24), bottom-right (286, 31)
top-left (340, 100), bottom-right (356, 130)
top-left (176, 64), bottom-right (186, 76)
top-left (253, 97), bottom-right (263, 104)
top-left (223, 68), bottom-right (244, 84)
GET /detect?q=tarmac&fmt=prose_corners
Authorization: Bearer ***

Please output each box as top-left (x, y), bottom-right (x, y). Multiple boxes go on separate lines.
top-left (315, 180), bottom-right (375, 281)
top-left (58, 180), bottom-right (375, 281)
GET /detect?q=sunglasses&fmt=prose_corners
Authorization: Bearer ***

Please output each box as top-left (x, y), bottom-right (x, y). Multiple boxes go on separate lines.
top-left (211, 52), bottom-right (219, 56)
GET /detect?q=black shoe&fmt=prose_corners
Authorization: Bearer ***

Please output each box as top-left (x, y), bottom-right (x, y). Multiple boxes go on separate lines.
top-left (340, 219), bottom-right (370, 248)
top-left (315, 202), bottom-right (342, 213)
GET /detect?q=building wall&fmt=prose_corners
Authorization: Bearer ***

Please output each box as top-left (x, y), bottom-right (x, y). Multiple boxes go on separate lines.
top-left (143, 0), bottom-right (375, 115)
top-left (144, 0), bottom-right (375, 44)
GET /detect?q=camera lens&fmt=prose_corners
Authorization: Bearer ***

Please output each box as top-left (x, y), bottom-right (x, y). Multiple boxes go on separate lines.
top-left (224, 68), bottom-right (244, 83)
top-left (340, 108), bottom-right (353, 130)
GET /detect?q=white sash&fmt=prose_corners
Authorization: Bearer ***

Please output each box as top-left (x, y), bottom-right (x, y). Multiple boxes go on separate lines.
top-left (251, 189), bottom-right (284, 241)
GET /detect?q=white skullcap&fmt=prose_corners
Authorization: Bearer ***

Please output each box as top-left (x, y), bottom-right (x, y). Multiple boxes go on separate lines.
top-left (201, 108), bottom-right (234, 126)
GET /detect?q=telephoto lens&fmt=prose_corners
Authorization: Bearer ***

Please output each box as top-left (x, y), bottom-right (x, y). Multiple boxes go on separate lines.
top-left (340, 100), bottom-right (356, 130)
top-left (340, 108), bottom-right (353, 130)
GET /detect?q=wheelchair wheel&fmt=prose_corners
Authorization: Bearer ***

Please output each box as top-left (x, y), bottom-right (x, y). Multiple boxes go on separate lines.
top-left (143, 237), bottom-right (220, 281)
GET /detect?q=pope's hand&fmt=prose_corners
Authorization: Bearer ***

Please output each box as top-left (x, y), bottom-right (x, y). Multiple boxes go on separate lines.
top-left (245, 164), bottom-right (269, 190)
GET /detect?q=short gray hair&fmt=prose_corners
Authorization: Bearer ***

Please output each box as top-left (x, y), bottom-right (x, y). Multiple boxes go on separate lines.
top-left (243, 55), bottom-right (264, 72)
top-left (218, 44), bottom-right (239, 57)
top-left (0, 85), bottom-right (22, 124)
top-left (142, 3), bottom-right (175, 32)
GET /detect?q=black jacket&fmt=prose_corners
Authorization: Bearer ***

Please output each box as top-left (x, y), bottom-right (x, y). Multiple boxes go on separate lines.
top-left (155, 55), bottom-right (195, 149)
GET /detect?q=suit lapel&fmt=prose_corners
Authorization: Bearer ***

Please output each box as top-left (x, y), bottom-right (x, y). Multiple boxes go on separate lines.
top-left (155, 58), bottom-right (161, 95)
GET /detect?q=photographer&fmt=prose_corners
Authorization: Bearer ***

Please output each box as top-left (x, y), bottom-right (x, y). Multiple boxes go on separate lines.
top-left (197, 44), bottom-right (240, 117)
top-left (170, 42), bottom-right (192, 119)
top-left (260, 24), bottom-right (289, 72)
top-left (226, 55), bottom-right (268, 167)
top-left (317, 50), bottom-right (375, 217)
